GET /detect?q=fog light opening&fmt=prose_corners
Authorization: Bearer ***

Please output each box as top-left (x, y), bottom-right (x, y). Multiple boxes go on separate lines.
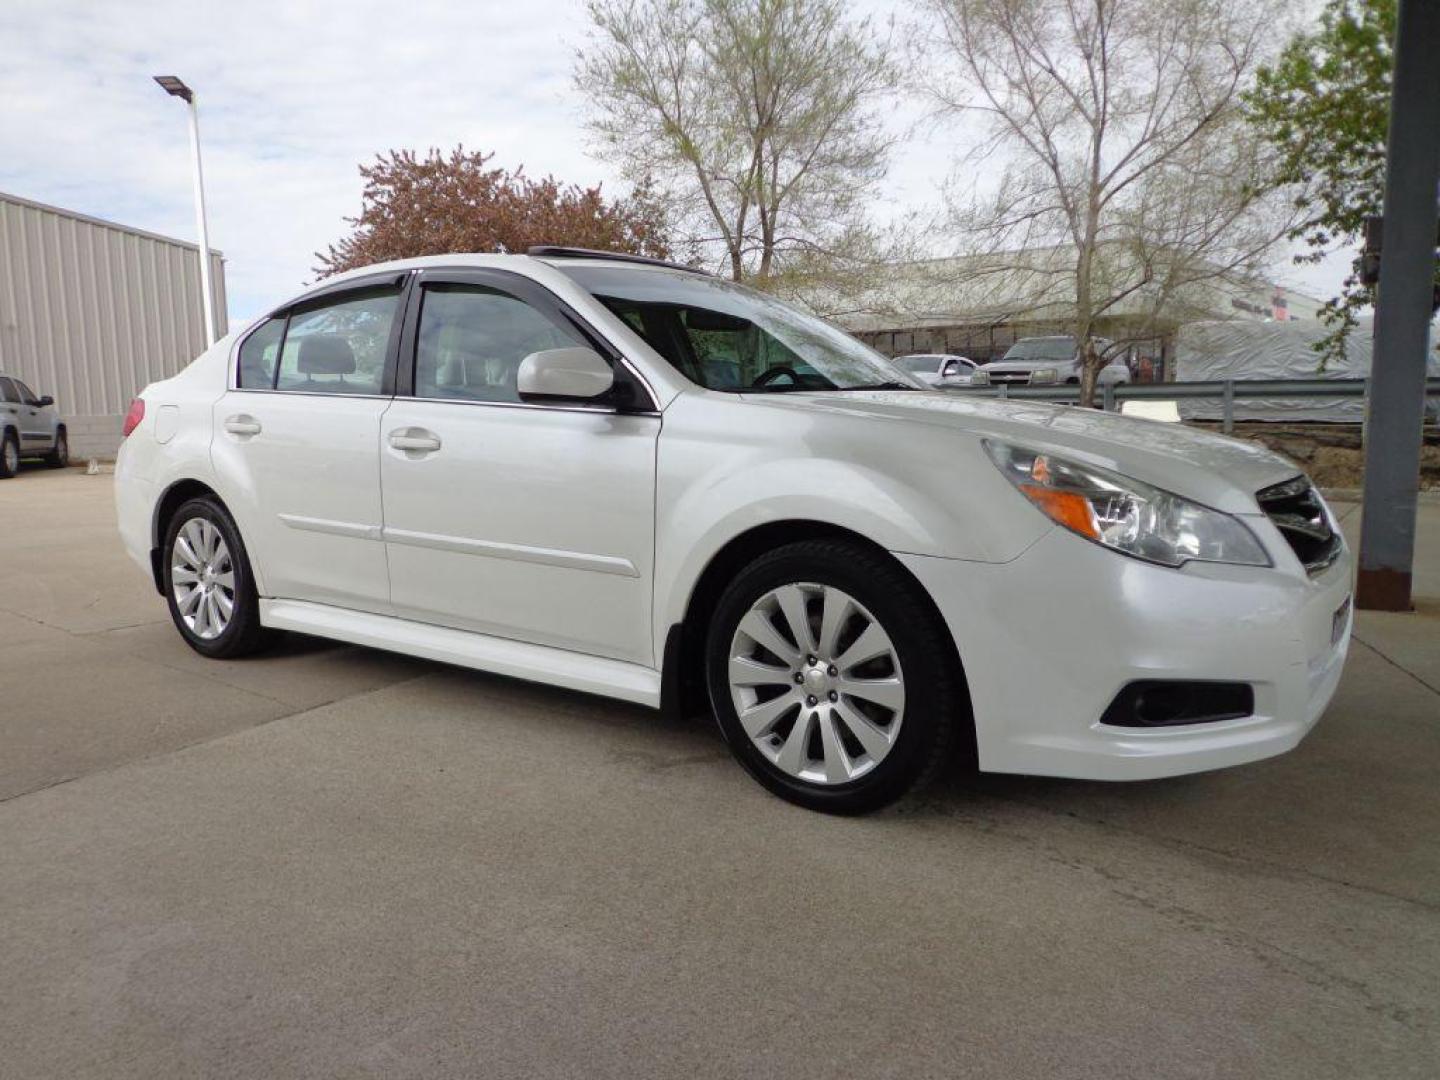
top-left (1101, 681), bottom-right (1254, 728)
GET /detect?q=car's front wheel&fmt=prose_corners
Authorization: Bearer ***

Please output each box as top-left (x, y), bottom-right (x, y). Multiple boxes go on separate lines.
top-left (0, 431), bottom-right (19, 478)
top-left (163, 497), bottom-right (272, 659)
top-left (706, 539), bottom-right (966, 814)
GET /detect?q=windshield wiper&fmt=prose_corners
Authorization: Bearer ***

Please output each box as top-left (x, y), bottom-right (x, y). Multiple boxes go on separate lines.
top-left (842, 381), bottom-right (922, 391)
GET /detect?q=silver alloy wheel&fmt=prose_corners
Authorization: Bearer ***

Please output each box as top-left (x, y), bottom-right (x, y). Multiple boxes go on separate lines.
top-left (728, 582), bottom-right (905, 785)
top-left (3, 438), bottom-right (17, 474)
top-left (171, 517), bottom-right (236, 641)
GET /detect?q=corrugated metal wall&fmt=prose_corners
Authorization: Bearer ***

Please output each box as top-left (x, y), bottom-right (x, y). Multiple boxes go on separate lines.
top-left (0, 191), bottom-right (227, 457)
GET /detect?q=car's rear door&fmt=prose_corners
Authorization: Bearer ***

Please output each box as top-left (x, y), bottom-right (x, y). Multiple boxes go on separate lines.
top-left (378, 268), bottom-right (660, 664)
top-left (211, 273), bottom-right (409, 614)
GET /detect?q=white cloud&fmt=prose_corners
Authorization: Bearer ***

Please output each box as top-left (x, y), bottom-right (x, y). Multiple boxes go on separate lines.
top-left (0, 0), bottom-right (633, 321)
top-left (0, 0), bottom-right (1349, 325)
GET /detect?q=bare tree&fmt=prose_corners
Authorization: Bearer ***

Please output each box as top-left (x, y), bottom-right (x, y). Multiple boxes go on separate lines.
top-left (919, 0), bottom-right (1297, 403)
top-left (575, 0), bottom-right (897, 289)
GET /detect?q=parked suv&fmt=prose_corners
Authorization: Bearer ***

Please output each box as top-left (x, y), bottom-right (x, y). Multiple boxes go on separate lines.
top-left (972, 335), bottom-right (1131, 388)
top-left (114, 248), bottom-right (1352, 813)
top-left (0, 372), bottom-right (68, 477)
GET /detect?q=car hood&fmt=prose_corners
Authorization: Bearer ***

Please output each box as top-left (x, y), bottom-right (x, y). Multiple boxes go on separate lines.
top-left (747, 391), bottom-right (1300, 514)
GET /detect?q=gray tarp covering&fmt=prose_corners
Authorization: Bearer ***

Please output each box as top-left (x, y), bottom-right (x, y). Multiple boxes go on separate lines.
top-left (1175, 318), bottom-right (1440, 423)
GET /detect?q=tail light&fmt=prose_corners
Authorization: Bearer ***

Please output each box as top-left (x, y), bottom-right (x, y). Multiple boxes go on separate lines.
top-left (121, 397), bottom-right (146, 438)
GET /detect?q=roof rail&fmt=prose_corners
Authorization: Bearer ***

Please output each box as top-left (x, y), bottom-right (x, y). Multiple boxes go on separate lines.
top-left (526, 245), bottom-right (711, 276)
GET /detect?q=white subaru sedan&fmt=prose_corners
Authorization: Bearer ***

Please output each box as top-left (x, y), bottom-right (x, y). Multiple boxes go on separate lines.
top-left (114, 248), bottom-right (1353, 813)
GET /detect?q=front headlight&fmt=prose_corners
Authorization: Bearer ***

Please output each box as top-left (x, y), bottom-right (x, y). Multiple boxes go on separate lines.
top-left (1029, 367), bottom-right (1058, 384)
top-left (984, 441), bottom-right (1270, 568)
top-left (970, 370), bottom-right (990, 385)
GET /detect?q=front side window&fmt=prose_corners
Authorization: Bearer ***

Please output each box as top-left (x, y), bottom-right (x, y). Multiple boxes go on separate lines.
top-left (274, 288), bottom-right (400, 394)
top-left (555, 265), bottom-right (923, 393)
top-left (0, 378), bottom-right (18, 404)
top-left (14, 380), bottom-right (38, 404)
top-left (414, 285), bottom-right (586, 404)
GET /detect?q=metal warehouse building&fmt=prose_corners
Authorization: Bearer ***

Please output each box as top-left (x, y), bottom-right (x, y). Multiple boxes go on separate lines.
top-left (0, 191), bottom-right (226, 458)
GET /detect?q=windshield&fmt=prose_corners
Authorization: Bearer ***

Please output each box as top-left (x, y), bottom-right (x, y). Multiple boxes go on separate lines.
top-left (554, 264), bottom-right (925, 392)
top-left (897, 356), bottom-right (939, 374)
top-left (1001, 338), bottom-right (1076, 363)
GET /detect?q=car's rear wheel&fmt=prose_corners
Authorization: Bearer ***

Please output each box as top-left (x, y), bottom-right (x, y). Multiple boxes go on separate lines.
top-left (706, 539), bottom-right (965, 814)
top-left (0, 432), bottom-right (18, 478)
top-left (163, 497), bottom-right (272, 659)
top-left (44, 429), bottom-right (68, 468)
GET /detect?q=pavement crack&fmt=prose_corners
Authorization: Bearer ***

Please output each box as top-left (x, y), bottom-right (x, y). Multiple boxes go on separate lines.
top-left (1350, 632), bottom-right (1440, 699)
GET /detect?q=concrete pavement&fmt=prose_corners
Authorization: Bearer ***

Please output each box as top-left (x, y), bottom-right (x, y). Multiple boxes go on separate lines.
top-left (1, 468), bottom-right (1437, 1078)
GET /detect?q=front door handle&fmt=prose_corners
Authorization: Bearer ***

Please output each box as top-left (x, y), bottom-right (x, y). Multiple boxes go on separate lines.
top-left (388, 428), bottom-right (442, 453)
top-left (224, 415), bottom-right (262, 436)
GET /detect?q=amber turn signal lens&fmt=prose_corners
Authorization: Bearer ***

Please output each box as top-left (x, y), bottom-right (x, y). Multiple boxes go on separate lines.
top-left (1018, 483), bottom-right (1100, 540)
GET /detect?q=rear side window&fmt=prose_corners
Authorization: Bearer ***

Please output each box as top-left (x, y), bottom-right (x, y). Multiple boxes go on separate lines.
top-left (276, 289), bottom-right (399, 394)
top-left (237, 287), bottom-right (402, 394)
top-left (237, 318), bottom-right (285, 389)
top-left (414, 285), bottom-right (586, 404)
top-left (0, 378), bottom-right (17, 404)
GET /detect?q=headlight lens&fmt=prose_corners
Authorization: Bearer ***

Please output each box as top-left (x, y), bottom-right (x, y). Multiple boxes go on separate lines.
top-left (1029, 367), bottom-right (1057, 384)
top-left (983, 440), bottom-right (1270, 568)
top-left (970, 370), bottom-right (990, 385)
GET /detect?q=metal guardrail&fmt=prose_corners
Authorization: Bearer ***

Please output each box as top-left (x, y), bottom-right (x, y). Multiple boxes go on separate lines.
top-left (947, 377), bottom-right (1440, 433)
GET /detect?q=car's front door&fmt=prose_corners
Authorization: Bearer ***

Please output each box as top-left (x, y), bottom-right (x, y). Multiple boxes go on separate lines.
top-left (379, 269), bottom-right (660, 665)
top-left (211, 274), bottom-right (408, 614)
top-left (0, 378), bottom-right (23, 441)
top-left (11, 379), bottom-right (53, 451)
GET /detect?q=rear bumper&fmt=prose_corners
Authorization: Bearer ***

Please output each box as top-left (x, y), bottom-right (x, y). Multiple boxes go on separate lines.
top-left (898, 526), bottom-right (1352, 781)
top-left (113, 442), bottom-right (155, 581)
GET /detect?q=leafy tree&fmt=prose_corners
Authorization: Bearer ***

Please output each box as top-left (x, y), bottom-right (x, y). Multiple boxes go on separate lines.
top-left (920, 0), bottom-right (1294, 405)
top-left (1244, 0), bottom-right (1416, 358)
top-left (315, 147), bottom-right (671, 278)
top-left (574, 0), bottom-right (897, 287)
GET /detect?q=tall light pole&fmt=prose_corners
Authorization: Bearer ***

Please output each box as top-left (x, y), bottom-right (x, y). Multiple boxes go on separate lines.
top-left (153, 75), bottom-right (216, 347)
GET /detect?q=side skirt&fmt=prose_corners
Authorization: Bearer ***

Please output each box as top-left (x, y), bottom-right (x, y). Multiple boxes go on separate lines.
top-left (260, 599), bottom-right (662, 708)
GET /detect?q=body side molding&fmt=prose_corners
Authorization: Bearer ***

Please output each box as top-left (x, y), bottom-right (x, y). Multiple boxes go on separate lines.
top-left (260, 599), bottom-right (661, 707)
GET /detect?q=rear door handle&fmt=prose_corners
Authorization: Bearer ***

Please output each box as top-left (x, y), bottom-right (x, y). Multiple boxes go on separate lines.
top-left (224, 415), bottom-right (262, 436)
top-left (388, 428), bottom-right (442, 453)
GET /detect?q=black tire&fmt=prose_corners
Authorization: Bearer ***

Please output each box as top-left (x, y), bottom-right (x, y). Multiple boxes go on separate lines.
top-left (162, 496), bottom-right (273, 659)
top-left (705, 539), bottom-right (968, 814)
top-left (0, 430), bottom-right (18, 479)
top-left (44, 428), bottom-right (68, 468)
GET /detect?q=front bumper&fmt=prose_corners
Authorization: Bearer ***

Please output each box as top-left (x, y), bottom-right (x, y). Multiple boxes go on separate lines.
top-left (898, 525), bottom-right (1352, 781)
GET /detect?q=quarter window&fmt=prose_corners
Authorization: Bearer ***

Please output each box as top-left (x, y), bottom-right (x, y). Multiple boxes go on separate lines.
top-left (414, 285), bottom-right (587, 404)
top-left (237, 317), bottom-right (285, 389)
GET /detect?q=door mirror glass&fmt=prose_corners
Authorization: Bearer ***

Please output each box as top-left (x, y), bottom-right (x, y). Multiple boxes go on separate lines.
top-left (516, 347), bottom-right (615, 402)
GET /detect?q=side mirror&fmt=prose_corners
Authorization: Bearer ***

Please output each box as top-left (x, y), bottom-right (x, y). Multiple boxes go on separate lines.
top-left (35, 395), bottom-right (54, 408)
top-left (516, 347), bottom-right (615, 403)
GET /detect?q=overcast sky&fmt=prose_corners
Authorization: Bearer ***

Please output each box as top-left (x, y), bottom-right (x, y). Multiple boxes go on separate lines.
top-left (1, 0), bottom-right (1349, 326)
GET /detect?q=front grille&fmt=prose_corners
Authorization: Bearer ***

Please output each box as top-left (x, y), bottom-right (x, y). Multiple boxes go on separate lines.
top-left (988, 372), bottom-right (1031, 386)
top-left (1257, 476), bottom-right (1342, 575)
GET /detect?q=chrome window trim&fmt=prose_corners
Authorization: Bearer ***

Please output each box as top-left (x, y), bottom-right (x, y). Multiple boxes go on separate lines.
top-left (402, 394), bottom-right (661, 418)
top-left (223, 385), bottom-right (660, 418)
